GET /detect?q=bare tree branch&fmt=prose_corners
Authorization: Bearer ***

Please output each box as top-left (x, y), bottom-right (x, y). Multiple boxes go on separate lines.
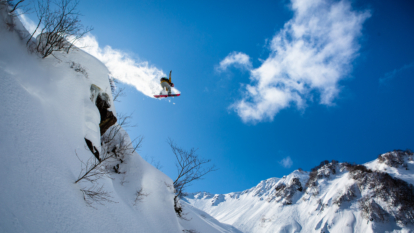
top-left (74, 151), bottom-right (112, 184)
top-left (9, 0), bottom-right (25, 13)
top-left (112, 86), bottom-right (126, 102)
top-left (133, 188), bottom-right (149, 206)
top-left (80, 184), bottom-right (116, 208)
top-left (132, 135), bottom-right (144, 152)
top-left (1, 0), bottom-right (31, 15)
top-left (29, 0), bottom-right (93, 58)
top-left (76, 112), bottom-right (143, 185)
top-left (167, 138), bottom-right (217, 217)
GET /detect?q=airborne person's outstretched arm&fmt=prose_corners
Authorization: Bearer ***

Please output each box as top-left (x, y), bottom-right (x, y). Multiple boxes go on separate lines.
top-left (169, 70), bottom-right (172, 83)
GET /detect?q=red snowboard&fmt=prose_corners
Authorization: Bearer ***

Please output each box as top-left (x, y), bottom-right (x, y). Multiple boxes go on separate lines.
top-left (154, 93), bottom-right (181, 98)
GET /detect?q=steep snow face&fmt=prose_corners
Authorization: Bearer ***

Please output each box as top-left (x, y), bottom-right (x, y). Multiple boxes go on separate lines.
top-left (184, 154), bottom-right (414, 233)
top-left (0, 7), bottom-right (235, 233)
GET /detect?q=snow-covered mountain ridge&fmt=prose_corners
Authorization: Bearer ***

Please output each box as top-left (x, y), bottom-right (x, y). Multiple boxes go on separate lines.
top-left (184, 150), bottom-right (414, 233)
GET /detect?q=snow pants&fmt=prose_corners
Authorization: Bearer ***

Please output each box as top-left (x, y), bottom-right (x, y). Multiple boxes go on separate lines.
top-left (161, 82), bottom-right (172, 95)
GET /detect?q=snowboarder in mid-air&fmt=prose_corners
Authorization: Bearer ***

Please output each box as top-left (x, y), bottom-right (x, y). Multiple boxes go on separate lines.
top-left (154, 70), bottom-right (181, 98)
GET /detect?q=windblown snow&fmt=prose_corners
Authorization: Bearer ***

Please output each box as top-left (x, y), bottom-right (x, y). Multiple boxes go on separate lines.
top-left (0, 5), bottom-right (236, 233)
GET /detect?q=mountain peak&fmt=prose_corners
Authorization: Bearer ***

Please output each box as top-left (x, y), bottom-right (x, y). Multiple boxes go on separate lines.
top-left (184, 151), bottom-right (414, 233)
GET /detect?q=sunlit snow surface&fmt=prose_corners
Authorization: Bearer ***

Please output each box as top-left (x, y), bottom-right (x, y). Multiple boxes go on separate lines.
top-left (184, 162), bottom-right (414, 233)
top-left (0, 8), bottom-right (236, 233)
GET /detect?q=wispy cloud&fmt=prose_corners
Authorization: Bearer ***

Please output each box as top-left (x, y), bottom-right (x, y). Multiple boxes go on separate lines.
top-left (217, 52), bottom-right (252, 71)
top-left (380, 62), bottom-right (414, 85)
top-left (219, 0), bottom-right (370, 123)
top-left (78, 35), bottom-right (176, 97)
top-left (279, 156), bottom-right (293, 168)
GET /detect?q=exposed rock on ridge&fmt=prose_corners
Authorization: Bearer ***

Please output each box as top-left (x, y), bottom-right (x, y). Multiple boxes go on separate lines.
top-left (184, 150), bottom-right (414, 233)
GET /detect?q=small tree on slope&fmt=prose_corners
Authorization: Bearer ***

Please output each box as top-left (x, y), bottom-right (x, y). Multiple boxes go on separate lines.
top-left (27, 0), bottom-right (92, 58)
top-left (168, 138), bottom-right (217, 217)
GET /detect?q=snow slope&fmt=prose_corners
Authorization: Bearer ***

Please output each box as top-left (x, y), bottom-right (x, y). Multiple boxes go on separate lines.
top-left (0, 6), bottom-right (236, 233)
top-left (184, 152), bottom-right (414, 233)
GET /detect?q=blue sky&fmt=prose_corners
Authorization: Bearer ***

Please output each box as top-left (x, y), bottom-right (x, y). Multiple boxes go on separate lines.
top-left (24, 0), bottom-right (414, 194)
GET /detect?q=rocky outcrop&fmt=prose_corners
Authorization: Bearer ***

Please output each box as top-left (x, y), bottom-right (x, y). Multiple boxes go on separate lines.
top-left (332, 183), bottom-right (359, 207)
top-left (96, 93), bottom-right (117, 136)
top-left (90, 84), bottom-right (117, 136)
top-left (345, 163), bottom-right (414, 225)
top-left (84, 138), bottom-right (100, 161)
top-left (185, 152), bottom-right (414, 232)
top-left (305, 160), bottom-right (339, 196)
top-left (377, 149), bottom-right (412, 169)
top-left (84, 84), bottom-right (117, 161)
top-left (211, 194), bottom-right (225, 206)
top-left (269, 177), bottom-right (303, 205)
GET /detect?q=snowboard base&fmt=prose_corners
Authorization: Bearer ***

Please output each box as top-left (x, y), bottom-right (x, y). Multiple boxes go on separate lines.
top-left (154, 93), bottom-right (181, 98)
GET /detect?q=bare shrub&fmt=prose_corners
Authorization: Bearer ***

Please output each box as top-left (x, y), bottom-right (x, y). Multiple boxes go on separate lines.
top-left (102, 131), bottom-right (143, 176)
top-left (271, 178), bottom-right (303, 205)
top-left (333, 184), bottom-right (359, 207)
top-left (1, 0), bottom-right (31, 34)
top-left (74, 151), bottom-right (111, 184)
top-left (80, 184), bottom-right (116, 208)
top-left (112, 86), bottom-right (126, 102)
top-left (100, 113), bottom-right (143, 170)
top-left (101, 113), bottom-right (138, 143)
top-left (305, 174), bottom-right (318, 196)
top-left (174, 196), bottom-right (183, 217)
top-left (2, 0), bottom-right (30, 15)
top-left (133, 188), bottom-right (149, 205)
top-left (377, 150), bottom-right (412, 168)
top-left (6, 0), bottom-right (24, 13)
top-left (109, 75), bottom-right (116, 93)
top-left (343, 164), bottom-right (373, 181)
top-left (345, 163), bottom-right (414, 224)
top-left (27, 0), bottom-right (92, 58)
top-left (275, 183), bottom-right (286, 192)
top-left (168, 138), bottom-right (217, 217)
top-left (183, 230), bottom-right (199, 233)
top-left (305, 160), bottom-right (338, 196)
top-left (377, 154), bottom-right (385, 163)
top-left (211, 194), bottom-right (225, 206)
top-left (69, 61), bottom-right (88, 78)
top-left (101, 113), bottom-right (143, 177)
top-left (315, 198), bottom-right (328, 213)
top-left (80, 95), bottom-right (139, 181)
top-left (76, 113), bottom-right (143, 206)
top-left (110, 78), bottom-right (126, 102)
top-left (359, 196), bottom-right (388, 222)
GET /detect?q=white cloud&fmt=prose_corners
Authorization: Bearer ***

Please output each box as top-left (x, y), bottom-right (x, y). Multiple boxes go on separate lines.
top-left (380, 61), bottom-right (414, 85)
top-left (218, 52), bottom-right (252, 71)
top-left (279, 156), bottom-right (293, 168)
top-left (222, 0), bottom-right (370, 123)
top-left (77, 35), bottom-right (174, 97)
